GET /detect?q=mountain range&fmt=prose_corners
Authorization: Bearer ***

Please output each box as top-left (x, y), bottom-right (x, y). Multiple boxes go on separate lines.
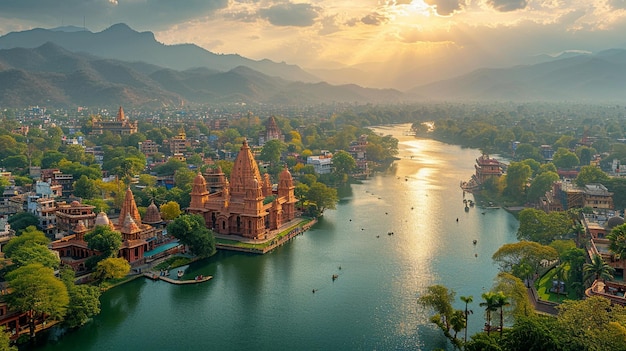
top-left (0, 23), bottom-right (625, 107)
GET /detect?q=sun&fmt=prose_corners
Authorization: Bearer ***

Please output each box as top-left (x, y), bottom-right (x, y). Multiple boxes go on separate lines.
top-left (403, 0), bottom-right (432, 17)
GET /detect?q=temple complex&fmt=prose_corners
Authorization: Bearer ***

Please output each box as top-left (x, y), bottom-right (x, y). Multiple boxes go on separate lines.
top-left (51, 188), bottom-right (159, 270)
top-left (91, 106), bottom-right (138, 135)
top-left (188, 140), bottom-right (297, 240)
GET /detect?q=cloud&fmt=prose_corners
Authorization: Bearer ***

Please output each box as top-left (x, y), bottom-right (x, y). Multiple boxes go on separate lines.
top-left (0, 0), bottom-right (229, 30)
top-left (486, 0), bottom-right (528, 12)
top-left (361, 12), bottom-right (390, 26)
top-left (258, 3), bottom-right (319, 27)
top-left (609, 0), bottom-right (626, 9)
top-left (424, 0), bottom-right (466, 16)
top-left (318, 15), bottom-right (341, 35)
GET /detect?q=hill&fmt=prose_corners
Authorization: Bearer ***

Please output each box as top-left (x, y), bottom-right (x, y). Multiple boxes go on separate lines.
top-left (408, 49), bottom-right (626, 102)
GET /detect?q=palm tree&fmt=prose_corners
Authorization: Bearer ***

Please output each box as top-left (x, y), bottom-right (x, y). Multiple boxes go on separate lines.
top-left (607, 225), bottom-right (626, 260)
top-left (460, 295), bottom-right (473, 343)
top-left (494, 292), bottom-right (510, 338)
top-left (572, 222), bottom-right (585, 248)
top-left (583, 253), bottom-right (615, 283)
top-left (479, 292), bottom-right (499, 336)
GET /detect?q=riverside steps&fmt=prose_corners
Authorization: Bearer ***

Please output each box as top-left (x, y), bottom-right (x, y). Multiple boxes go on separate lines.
top-left (214, 217), bottom-right (317, 254)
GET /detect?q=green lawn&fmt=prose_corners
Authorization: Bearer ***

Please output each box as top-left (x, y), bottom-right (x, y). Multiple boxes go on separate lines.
top-left (535, 267), bottom-right (579, 302)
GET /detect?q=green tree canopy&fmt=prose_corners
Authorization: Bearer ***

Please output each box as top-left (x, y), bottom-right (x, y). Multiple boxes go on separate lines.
top-left (9, 242), bottom-right (60, 269)
top-left (492, 241), bottom-right (559, 278)
top-left (552, 147), bottom-right (580, 169)
top-left (60, 267), bottom-right (101, 328)
top-left (504, 161), bottom-right (532, 199)
top-left (526, 171), bottom-right (559, 203)
top-left (84, 226), bottom-right (122, 258)
top-left (94, 257), bottom-right (130, 281)
top-left (306, 182), bottom-right (338, 216)
top-left (575, 165), bottom-right (609, 187)
top-left (517, 208), bottom-right (572, 244)
top-left (7, 213), bottom-right (40, 235)
top-left (5, 263), bottom-right (69, 338)
top-left (332, 150), bottom-right (357, 180)
top-left (73, 175), bottom-right (100, 199)
top-left (3, 226), bottom-right (49, 257)
top-left (259, 139), bottom-right (286, 167)
top-left (167, 214), bottom-right (216, 258)
top-left (159, 201), bottom-right (181, 221)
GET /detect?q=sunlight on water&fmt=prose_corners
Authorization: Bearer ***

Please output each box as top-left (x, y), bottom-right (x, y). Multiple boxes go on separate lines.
top-left (35, 124), bottom-right (518, 351)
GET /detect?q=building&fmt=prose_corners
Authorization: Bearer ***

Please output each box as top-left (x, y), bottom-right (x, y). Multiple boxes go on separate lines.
top-left (139, 140), bottom-right (160, 156)
top-left (258, 116), bottom-right (284, 146)
top-left (557, 181), bottom-right (614, 211)
top-left (41, 169), bottom-right (73, 197)
top-left (168, 129), bottom-right (191, 155)
top-left (51, 188), bottom-right (159, 270)
top-left (187, 140), bottom-right (297, 240)
top-left (0, 216), bottom-right (14, 251)
top-left (55, 201), bottom-right (97, 237)
top-left (26, 182), bottom-right (59, 239)
top-left (474, 154), bottom-right (504, 185)
top-left (91, 106), bottom-right (138, 135)
top-left (349, 135), bottom-right (369, 175)
top-left (307, 155), bottom-right (333, 175)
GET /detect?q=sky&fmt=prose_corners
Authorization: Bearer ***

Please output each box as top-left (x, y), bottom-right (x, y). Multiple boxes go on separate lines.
top-left (1, 0), bottom-right (626, 89)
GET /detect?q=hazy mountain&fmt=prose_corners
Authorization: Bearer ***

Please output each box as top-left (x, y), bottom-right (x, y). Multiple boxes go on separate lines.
top-left (408, 49), bottom-right (626, 102)
top-left (0, 23), bottom-right (320, 83)
top-left (0, 43), bottom-right (403, 107)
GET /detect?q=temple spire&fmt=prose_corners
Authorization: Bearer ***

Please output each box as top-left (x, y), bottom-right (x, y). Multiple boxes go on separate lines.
top-left (117, 106), bottom-right (125, 122)
top-left (118, 187), bottom-right (141, 226)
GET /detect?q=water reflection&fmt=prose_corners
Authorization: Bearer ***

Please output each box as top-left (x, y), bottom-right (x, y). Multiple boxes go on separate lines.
top-left (34, 124), bottom-right (518, 351)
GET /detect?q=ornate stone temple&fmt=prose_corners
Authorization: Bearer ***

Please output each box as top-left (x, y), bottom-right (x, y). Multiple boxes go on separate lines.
top-left (51, 188), bottom-right (157, 269)
top-left (187, 140), bottom-right (297, 240)
top-left (91, 106), bottom-right (138, 135)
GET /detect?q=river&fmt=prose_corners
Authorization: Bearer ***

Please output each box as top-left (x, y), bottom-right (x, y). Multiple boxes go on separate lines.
top-left (35, 124), bottom-right (519, 351)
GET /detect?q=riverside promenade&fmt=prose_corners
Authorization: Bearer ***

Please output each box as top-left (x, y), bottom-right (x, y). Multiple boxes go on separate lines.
top-left (215, 217), bottom-right (317, 254)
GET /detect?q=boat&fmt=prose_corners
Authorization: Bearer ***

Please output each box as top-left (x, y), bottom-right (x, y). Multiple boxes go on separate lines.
top-left (177, 270), bottom-right (184, 279)
top-left (332, 274), bottom-right (339, 281)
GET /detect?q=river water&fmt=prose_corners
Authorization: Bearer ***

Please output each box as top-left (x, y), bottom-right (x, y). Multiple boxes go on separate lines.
top-left (36, 124), bottom-right (519, 351)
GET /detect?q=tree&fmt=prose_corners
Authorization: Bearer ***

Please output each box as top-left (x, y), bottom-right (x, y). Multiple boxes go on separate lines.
top-left (480, 292), bottom-right (499, 335)
top-left (259, 139), bottom-right (286, 167)
top-left (556, 296), bottom-right (626, 351)
top-left (7, 213), bottom-right (39, 235)
top-left (418, 285), bottom-right (462, 349)
top-left (167, 214), bottom-right (216, 258)
top-left (9, 243), bottom-right (60, 269)
top-left (0, 329), bottom-right (16, 351)
top-left (516, 208), bottom-right (571, 244)
top-left (305, 182), bottom-right (338, 216)
top-left (94, 257), bottom-right (130, 281)
top-left (608, 223), bottom-right (626, 260)
top-left (73, 175), bottom-right (99, 199)
top-left (60, 267), bottom-right (101, 328)
top-left (575, 165), bottom-right (609, 187)
top-left (492, 241), bottom-right (558, 278)
top-left (503, 315), bottom-right (559, 351)
top-left (84, 226), bottom-right (122, 258)
top-left (5, 264), bottom-right (69, 338)
top-left (159, 201), bottom-right (181, 221)
top-left (526, 171), bottom-right (559, 203)
top-left (504, 161), bottom-right (531, 199)
top-left (552, 148), bottom-right (580, 169)
top-left (460, 295), bottom-right (473, 343)
top-left (494, 291), bottom-right (510, 337)
top-left (331, 150), bottom-right (356, 179)
top-left (583, 253), bottom-right (615, 283)
top-left (3, 226), bottom-right (49, 257)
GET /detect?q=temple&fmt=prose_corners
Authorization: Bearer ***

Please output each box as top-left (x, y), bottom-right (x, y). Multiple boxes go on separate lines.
top-left (461, 154), bottom-right (504, 191)
top-left (91, 106), bottom-right (138, 135)
top-left (258, 116), bottom-right (284, 146)
top-left (187, 140), bottom-right (297, 240)
top-left (51, 188), bottom-right (161, 271)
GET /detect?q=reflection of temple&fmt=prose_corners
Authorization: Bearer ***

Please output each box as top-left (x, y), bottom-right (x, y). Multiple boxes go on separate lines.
top-left (91, 106), bottom-right (138, 135)
top-left (188, 140), bottom-right (297, 240)
top-left (51, 188), bottom-right (159, 270)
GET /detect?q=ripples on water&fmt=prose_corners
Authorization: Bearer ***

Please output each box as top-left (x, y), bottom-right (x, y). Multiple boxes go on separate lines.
top-left (36, 124), bottom-right (518, 351)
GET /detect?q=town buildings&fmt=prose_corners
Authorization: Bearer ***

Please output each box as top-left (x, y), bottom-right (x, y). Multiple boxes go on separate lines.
top-left (187, 140), bottom-right (297, 240)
